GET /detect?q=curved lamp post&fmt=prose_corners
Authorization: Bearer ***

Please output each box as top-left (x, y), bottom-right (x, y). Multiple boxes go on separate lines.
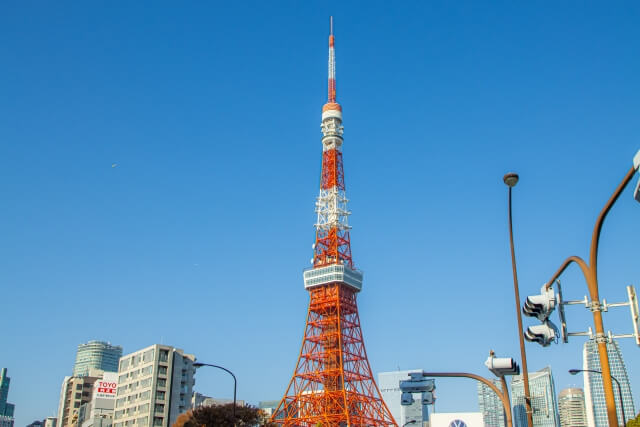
top-left (402, 420), bottom-right (417, 427)
top-left (193, 362), bottom-right (237, 422)
top-left (503, 172), bottom-right (534, 427)
top-left (420, 372), bottom-right (513, 427)
top-left (570, 368), bottom-right (626, 427)
top-left (539, 162), bottom-right (639, 427)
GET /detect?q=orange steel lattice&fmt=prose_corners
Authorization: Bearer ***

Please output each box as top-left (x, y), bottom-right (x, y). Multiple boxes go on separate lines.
top-left (271, 19), bottom-right (397, 427)
top-left (271, 284), bottom-right (396, 426)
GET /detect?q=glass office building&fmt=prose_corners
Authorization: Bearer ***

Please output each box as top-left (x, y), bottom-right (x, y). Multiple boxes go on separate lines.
top-left (583, 338), bottom-right (635, 427)
top-left (558, 388), bottom-right (587, 427)
top-left (511, 366), bottom-right (560, 427)
top-left (73, 341), bottom-right (123, 377)
top-left (477, 379), bottom-right (506, 427)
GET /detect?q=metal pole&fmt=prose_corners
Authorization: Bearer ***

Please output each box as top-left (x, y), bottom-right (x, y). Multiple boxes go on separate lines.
top-left (504, 173), bottom-right (534, 427)
top-left (544, 166), bottom-right (635, 427)
top-left (572, 369), bottom-right (626, 427)
top-left (421, 372), bottom-right (512, 427)
top-left (193, 362), bottom-right (238, 423)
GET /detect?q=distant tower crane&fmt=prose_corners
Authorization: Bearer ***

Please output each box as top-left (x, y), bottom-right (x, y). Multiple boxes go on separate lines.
top-left (270, 18), bottom-right (398, 427)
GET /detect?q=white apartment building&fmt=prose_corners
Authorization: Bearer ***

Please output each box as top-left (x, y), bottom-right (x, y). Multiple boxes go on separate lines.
top-left (113, 345), bottom-right (195, 427)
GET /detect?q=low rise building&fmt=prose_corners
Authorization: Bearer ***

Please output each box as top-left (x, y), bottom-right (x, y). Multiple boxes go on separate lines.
top-left (57, 369), bottom-right (105, 427)
top-left (113, 344), bottom-right (195, 427)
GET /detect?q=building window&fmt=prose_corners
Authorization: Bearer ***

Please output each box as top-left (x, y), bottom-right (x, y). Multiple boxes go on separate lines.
top-left (156, 391), bottom-right (165, 401)
top-left (158, 366), bottom-right (167, 376)
top-left (157, 379), bottom-right (166, 387)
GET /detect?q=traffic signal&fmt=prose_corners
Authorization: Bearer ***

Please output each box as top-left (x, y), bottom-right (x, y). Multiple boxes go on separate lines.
top-left (524, 321), bottom-right (558, 347)
top-left (400, 392), bottom-right (414, 406)
top-left (421, 391), bottom-right (435, 405)
top-left (399, 372), bottom-right (436, 406)
top-left (485, 355), bottom-right (520, 377)
top-left (523, 285), bottom-right (557, 321)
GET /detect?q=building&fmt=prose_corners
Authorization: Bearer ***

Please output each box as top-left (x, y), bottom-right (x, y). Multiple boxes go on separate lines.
top-left (477, 379), bottom-right (505, 427)
top-left (0, 369), bottom-right (15, 427)
top-left (583, 337), bottom-right (635, 427)
top-left (44, 417), bottom-right (57, 427)
top-left (26, 421), bottom-right (45, 427)
top-left (77, 372), bottom-right (118, 427)
top-left (113, 344), bottom-right (195, 427)
top-left (73, 341), bottom-right (123, 377)
top-left (378, 370), bottom-right (429, 426)
top-left (57, 369), bottom-right (105, 427)
top-left (191, 393), bottom-right (244, 408)
top-left (430, 412), bottom-right (484, 427)
top-left (557, 388), bottom-right (587, 427)
top-left (511, 366), bottom-right (559, 427)
top-left (257, 401), bottom-right (280, 419)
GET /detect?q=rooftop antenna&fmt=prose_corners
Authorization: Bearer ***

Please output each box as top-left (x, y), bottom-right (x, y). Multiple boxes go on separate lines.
top-left (330, 16), bottom-right (333, 35)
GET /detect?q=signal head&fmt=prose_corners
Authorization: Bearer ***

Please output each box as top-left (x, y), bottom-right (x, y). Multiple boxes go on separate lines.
top-left (400, 392), bottom-right (414, 406)
top-left (524, 321), bottom-right (558, 347)
top-left (523, 285), bottom-right (556, 321)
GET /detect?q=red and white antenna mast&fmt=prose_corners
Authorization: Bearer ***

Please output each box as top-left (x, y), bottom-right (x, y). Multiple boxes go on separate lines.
top-left (271, 19), bottom-right (397, 426)
top-left (313, 15), bottom-right (352, 269)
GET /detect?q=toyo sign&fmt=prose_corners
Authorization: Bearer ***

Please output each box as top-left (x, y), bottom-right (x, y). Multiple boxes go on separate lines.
top-left (96, 372), bottom-right (118, 399)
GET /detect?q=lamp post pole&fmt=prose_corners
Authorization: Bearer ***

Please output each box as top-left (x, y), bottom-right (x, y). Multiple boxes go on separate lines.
top-left (193, 362), bottom-right (237, 423)
top-left (541, 165), bottom-right (637, 427)
top-left (503, 172), bottom-right (534, 427)
top-left (420, 372), bottom-right (513, 427)
top-left (570, 368), bottom-right (626, 426)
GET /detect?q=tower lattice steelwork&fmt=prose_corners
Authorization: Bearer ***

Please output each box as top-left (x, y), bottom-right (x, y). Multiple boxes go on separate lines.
top-left (271, 20), bottom-right (397, 427)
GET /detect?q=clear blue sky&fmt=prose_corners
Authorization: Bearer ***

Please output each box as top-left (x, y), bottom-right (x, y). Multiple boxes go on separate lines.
top-left (2, 1), bottom-right (639, 424)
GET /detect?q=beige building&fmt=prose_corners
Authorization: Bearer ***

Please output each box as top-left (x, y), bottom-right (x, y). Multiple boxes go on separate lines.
top-left (57, 369), bottom-right (107, 427)
top-left (113, 345), bottom-right (195, 427)
top-left (558, 388), bottom-right (587, 427)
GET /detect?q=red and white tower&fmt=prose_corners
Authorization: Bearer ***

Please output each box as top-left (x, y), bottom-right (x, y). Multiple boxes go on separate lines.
top-left (271, 19), bottom-right (397, 427)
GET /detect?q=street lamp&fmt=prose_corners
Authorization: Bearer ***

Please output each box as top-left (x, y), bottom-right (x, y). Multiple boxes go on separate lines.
top-left (529, 150), bottom-right (640, 427)
top-left (503, 172), bottom-right (534, 427)
top-left (193, 362), bottom-right (237, 422)
top-left (569, 368), bottom-right (626, 427)
top-left (402, 421), bottom-right (417, 427)
top-left (401, 368), bottom-right (513, 427)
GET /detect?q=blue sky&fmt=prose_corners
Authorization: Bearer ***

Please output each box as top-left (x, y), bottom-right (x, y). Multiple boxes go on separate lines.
top-left (1, 1), bottom-right (639, 424)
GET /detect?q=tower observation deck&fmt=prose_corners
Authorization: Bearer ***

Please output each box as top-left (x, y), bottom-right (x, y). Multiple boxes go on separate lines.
top-left (271, 19), bottom-right (397, 427)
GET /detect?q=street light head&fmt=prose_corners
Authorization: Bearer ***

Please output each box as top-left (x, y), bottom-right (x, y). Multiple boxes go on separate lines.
top-left (568, 369), bottom-right (581, 375)
top-left (193, 362), bottom-right (204, 368)
top-left (503, 172), bottom-right (519, 187)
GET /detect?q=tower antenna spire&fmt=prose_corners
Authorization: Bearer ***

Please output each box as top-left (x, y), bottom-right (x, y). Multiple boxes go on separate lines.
top-left (327, 17), bottom-right (337, 104)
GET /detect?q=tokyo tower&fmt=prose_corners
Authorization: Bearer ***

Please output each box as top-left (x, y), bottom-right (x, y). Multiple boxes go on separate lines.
top-left (271, 19), bottom-right (397, 427)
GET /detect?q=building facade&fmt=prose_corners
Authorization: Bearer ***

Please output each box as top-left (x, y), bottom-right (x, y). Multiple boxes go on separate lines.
top-left (113, 344), bottom-right (195, 427)
top-left (77, 372), bottom-right (118, 427)
top-left (57, 369), bottom-right (105, 427)
top-left (73, 341), bottom-right (123, 377)
top-left (477, 379), bottom-right (505, 427)
top-left (44, 417), bottom-right (57, 427)
top-left (378, 370), bottom-right (429, 427)
top-left (511, 366), bottom-right (559, 427)
top-left (0, 369), bottom-right (15, 425)
top-left (557, 388), bottom-right (587, 427)
top-left (583, 338), bottom-right (635, 427)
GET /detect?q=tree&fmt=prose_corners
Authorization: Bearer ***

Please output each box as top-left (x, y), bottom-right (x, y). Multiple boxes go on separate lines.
top-left (627, 413), bottom-right (640, 427)
top-left (172, 403), bottom-right (277, 427)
